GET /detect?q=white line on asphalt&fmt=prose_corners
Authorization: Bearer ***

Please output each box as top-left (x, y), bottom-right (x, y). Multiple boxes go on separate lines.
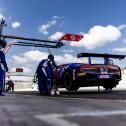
top-left (35, 114), bottom-right (79, 126)
top-left (65, 110), bottom-right (126, 117)
top-left (35, 110), bottom-right (126, 126)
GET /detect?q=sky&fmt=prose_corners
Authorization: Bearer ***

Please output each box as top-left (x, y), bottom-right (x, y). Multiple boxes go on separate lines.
top-left (0, 0), bottom-right (126, 75)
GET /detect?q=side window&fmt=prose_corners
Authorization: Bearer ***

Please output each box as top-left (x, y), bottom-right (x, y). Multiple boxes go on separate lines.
top-left (91, 57), bottom-right (104, 64)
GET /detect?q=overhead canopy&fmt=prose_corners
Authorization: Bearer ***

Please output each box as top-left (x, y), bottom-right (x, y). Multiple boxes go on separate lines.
top-left (1, 34), bottom-right (64, 48)
top-left (77, 53), bottom-right (126, 60)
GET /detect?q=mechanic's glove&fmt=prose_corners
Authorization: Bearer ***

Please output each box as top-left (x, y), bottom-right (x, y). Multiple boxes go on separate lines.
top-left (33, 74), bottom-right (38, 83)
top-left (33, 78), bottom-right (37, 83)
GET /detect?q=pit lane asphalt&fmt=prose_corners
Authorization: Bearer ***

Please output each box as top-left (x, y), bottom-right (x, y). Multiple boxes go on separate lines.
top-left (1, 90), bottom-right (126, 126)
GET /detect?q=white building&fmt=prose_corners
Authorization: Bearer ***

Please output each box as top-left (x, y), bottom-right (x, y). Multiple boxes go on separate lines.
top-left (5, 75), bottom-right (38, 91)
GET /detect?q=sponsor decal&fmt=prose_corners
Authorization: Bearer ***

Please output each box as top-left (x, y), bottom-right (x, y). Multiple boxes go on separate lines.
top-left (77, 73), bottom-right (86, 76)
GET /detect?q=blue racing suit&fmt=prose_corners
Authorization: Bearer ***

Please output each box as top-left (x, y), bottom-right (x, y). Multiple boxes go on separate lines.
top-left (0, 50), bottom-right (8, 95)
top-left (35, 59), bottom-right (57, 95)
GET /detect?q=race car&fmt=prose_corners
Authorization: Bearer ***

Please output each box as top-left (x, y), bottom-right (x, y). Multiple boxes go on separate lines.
top-left (53, 53), bottom-right (125, 91)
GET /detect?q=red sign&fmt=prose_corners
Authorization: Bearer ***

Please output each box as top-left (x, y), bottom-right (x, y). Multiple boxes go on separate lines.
top-left (60, 33), bottom-right (84, 42)
top-left (16, 68), bottom-right (23, 72)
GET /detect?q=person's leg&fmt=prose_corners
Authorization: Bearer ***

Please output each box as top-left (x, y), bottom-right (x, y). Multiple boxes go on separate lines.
top-left (43, 78), bottom-right (51, 95)
top-left (55, 83), bottom-right (60, 95)
top-left (0, 83), bottom-right (2, 95)
top-left (8, 85), bottom-right (11, 92)
top-left (0, 69), bottom-right (5, 96)
top-left (0, 82), bottom-right (5, 96)
top-left (12, 84), bottom-right (14, 92)
top-left (10, 84), bottom-right (12, 92)
top-left (46, 71), bottom-right (54, 95)
top-left (49, 78), bottom-right (55, 96)
top-left (38, 79), bottom-right (44, 95)
top-left (50, 78), bottom-right (55, 95)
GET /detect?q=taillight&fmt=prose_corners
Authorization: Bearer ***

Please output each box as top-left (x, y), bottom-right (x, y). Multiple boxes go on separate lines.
top-left (80, 67), bottom-right (99, 73)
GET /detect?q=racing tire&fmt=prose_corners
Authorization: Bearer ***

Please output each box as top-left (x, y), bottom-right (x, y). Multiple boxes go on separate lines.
top-left (102, 83), bottom-right (118, 91)
top-left (64, 71), bottom-right (79, 91)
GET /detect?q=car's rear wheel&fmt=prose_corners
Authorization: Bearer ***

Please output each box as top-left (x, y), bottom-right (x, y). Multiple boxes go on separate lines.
top-left (64, 71), bottom-right (79, 91)
top-left (102, 82), bottom-right (118, 91)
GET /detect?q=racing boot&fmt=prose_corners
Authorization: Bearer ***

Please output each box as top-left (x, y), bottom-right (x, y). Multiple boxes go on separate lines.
top-left (55, 90), bottom-right (60, 95)
top-left (50, 90), bottom-right (55, 96)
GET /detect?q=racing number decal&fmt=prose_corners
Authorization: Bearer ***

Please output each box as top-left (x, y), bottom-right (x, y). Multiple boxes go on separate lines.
top-left (70, 35), bottom-right (76, 41)
top-left (73, 69), bottom-right (76, 80)
top-left (60, 33), bottom-right (84, 42)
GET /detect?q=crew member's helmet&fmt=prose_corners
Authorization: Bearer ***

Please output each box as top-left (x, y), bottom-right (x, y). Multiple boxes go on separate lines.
top-left (0, 39), bottom-right (7, 48)
top-left (48, 54), bottom-right (54, 60)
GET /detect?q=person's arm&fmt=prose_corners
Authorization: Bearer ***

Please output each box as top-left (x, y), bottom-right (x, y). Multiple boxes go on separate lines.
top-left (0, 51), bottom-right (8, 72)
top-left (34, 62), bottom-right (40, 79)
top-left (52, 60), bottom-right (58, 69)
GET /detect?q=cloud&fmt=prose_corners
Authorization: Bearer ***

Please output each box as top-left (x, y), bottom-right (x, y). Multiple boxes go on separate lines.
top-left (23, 50), bottom-right (48, 61)
top-left (0, 14), bottom-right (5, 19)
top-left (55, 53), bottom-right (76, 63)
top-left (38, 16), bottom-right (63, 35)
top-left (112, 48), bottom-right (126, 52)
top-left (21, 67), bottom-right (32, 73)
top-left (12, 55), bottom-right (28, 64)
top-left (118, 24), bottom-right (126, 30)
top-left (52, 16), bottom-right (63, 19)
top-left (11, 49), bottom-right (77, 66)
top-left (23, 50), bottom-right (77, 64)
top-left (11, 21), bottom-right (21, 29)
top-left (70, 25), bottom-right (121, 50)
top-left (48, 32), bottom-right (64, 40)
top-left (62, 49), bottom-right (74, 53)
top-left (38, 19), bottom-right (57, 35)
top-left (11, 50), bottom-right (48, 65)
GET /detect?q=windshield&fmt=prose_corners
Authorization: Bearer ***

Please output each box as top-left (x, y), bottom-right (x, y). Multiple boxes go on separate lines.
top-left (91, 57), bottom-right (104, 64)
top-left (77, 57), bottom-right (89, 64)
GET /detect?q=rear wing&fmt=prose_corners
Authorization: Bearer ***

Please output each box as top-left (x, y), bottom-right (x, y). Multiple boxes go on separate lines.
top-left (77, 53), bottom-right (126, 60)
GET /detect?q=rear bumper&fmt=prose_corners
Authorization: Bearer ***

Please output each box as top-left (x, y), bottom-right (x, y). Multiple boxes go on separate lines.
top-left (75, 73), bottom-right (121, 86)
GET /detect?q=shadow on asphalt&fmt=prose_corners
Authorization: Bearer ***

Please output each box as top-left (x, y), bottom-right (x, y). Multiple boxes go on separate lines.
top-left (8, 89), bottom-right (126, 100)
